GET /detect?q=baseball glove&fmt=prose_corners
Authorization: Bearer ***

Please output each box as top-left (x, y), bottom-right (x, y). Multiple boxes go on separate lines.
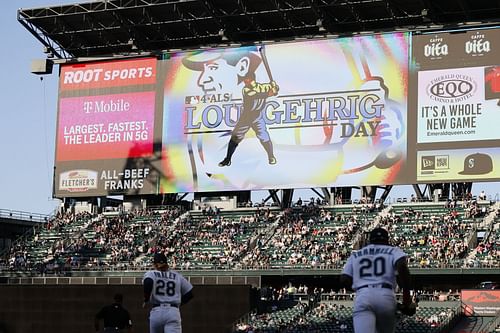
top-left (397, 302), bottom-right (417, 316)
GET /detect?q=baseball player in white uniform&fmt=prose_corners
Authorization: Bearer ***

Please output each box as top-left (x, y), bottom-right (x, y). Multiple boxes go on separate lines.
top-left (341, 227), bottom-right (413, 333)
top-left (143, 253), bottom-right (193, 333)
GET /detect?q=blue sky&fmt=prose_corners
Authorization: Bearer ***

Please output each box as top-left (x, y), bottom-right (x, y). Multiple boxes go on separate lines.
top-left (0, 0), bottom-right (79, 214)
top-left (0, 1), bottom-right (498, 215)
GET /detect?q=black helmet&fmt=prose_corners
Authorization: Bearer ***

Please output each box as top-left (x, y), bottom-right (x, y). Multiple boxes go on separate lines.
top-left (153, 252), bottom-right (168, 264)
top-left (369, 227), bottom-right (389, 244)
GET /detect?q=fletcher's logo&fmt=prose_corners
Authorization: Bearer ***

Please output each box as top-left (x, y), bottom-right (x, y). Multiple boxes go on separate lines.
top-left (424, 36), bottom-right (448, 59)
top-left (59, 170), bottom-right (98, 192)
top-left (427, 73), bottom-right (476, 103)
top-left (465, 32), bottom-right (491, 55)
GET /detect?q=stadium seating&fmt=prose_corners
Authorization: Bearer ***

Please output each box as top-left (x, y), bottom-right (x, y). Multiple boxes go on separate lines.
top-left (467, 214), bottom-right (500, 268)
top-left (376, 201), bottom-right (490, 268)
top-left (2, 200), bottom-right (498, 273)
top-left (138, 207), bottom-right (279, 270)
top-left (233, 302), bottom-right (461, 333)
top-left (242, 205), bottom-right (377, 269)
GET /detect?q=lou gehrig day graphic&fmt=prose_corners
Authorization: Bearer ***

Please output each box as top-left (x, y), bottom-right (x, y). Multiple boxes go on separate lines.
top-left (161, 33), bottom-right (409, 192)
top-left (54, 58), bottom-right (158, 196)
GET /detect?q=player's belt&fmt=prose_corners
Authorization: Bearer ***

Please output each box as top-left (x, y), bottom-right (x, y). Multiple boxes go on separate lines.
top-left (356, 283), bottom-right (393, 291)
top-left (152, 303), bottom-right (179, 308)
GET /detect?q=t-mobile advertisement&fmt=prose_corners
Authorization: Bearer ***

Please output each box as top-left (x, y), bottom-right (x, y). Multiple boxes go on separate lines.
top-left (54, 58), bottom-right (160, 197)
top-left (56, 92), bottom-right (155, 161)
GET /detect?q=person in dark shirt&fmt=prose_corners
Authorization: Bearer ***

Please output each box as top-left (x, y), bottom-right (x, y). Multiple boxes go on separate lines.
top-left (95, 294), bottom-right (133, 333)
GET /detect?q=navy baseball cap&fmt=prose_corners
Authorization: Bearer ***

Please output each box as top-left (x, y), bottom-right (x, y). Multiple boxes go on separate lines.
top-left (369, 227), bottom-right (389, 244)
top-left (182, 46), bottom-right (261, 72)
top-left (153, 253), bottom-right (168, 264)
top-left (458, 153), bottom-right (493, 175)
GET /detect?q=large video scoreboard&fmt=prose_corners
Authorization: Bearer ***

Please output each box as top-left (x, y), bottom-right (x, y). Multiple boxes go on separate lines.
top-left (53, 28), bottom-right (500, 197)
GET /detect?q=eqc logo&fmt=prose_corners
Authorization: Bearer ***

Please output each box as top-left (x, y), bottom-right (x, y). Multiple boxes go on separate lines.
top-left (427, 73), bottom-right (477, 103)
top-left (430, 80), bottom-right (474, 98)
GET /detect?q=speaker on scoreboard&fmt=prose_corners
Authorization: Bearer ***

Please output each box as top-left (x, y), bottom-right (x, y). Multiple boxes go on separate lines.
top-left (31, 59), bottom-right (53, 75)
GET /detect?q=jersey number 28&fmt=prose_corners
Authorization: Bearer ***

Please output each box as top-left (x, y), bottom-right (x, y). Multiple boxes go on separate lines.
top-left (359, 257), bottom-right (386, 277)
top-left (155, 280), bottom-right (176, 296)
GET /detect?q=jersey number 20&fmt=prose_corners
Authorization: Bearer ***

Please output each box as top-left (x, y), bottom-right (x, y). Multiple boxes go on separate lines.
top-left (155, 280), bottom-right (176, 296)
top-left (359, 257), bottom-right (386, 277)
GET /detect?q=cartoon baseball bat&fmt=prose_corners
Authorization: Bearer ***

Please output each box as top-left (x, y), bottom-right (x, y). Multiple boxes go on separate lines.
top-left (342, 149), bottom-right (403, 174)
top-left (259, 45), bottom-right (274, 82)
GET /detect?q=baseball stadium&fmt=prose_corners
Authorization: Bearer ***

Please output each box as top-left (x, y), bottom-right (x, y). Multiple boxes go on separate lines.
top-left (1, 0), bottom-right (500, 332)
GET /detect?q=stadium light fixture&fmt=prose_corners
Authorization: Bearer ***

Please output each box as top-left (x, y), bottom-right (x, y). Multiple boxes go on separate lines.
top-left (316, 19), bottom-right (326, 32)
top-left (421, 8), bottom-right (432, 23)
top-left (218, 29), bottom-right (229, 41)
top-left (127, 38), bottom-right (138, 50)
top-left (42, 46), bottom-right (54, 58)
top-left (31, 58), bottom-right (53, 75)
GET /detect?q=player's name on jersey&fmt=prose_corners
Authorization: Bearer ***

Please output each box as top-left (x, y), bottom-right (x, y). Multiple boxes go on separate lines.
top-left (153, 271), bottom-right (177, 279)
top-left (352, 247), bottom-right (395, 258)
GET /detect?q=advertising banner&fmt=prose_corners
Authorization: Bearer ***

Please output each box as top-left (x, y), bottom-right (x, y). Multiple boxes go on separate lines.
top-left (417, 148), bottom-right (500, 181)
top-left (52, 27), bottom-right (500, 197)
top-left (54, 58), bottom-right (160, 197)
top-left (161, 33), bottom-right (409, 192)
top-left (59, 58), bottom-right (156, 91)
top-left (56, 92), bottom-right (155, 161)
top-left (412, 27), bottom-right (500, 183)
top-left (412, 29), bottom-right (499, 70)
top-left (417, 66), bottom-right (500, 143)
top-left (461, 290), bottom-right (500, 316)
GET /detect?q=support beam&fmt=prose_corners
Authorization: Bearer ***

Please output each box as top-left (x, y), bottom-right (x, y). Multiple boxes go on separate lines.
top-left (281, 189), bottom-right (294, 208)
top-left (320, 188), bottom-right (331, 203)
top-left (412, 184), bottom-right (426, 200)
top-left (361, 186), bottom-right (377, 202)
top-left (451, 183), bottom-right (472, 200)
top-left (17, 14), bottom-right (69, 59)
top-left (332, 187), bottom-right (353, 204)
top-left (263, 189), bottom-right (281, 206)
top-left (311, 188), bottom-right (325, 200)
top-left (379, 185), bottom-right (393, 203)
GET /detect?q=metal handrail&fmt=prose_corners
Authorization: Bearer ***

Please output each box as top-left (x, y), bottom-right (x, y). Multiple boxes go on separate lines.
top-left (0, 209), bottom-right (51, 223)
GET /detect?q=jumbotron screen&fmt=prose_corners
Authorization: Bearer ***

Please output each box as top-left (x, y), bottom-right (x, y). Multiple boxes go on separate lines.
top-left (53, 28), bottom-right (500, 197)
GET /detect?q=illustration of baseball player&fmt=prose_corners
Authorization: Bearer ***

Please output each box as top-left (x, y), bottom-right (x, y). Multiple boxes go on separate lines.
top-left (181, 47), bottom-right (279, 167)
top-left (219, 73), bottom-right (279, 166)
top-left (340, 227), bottom-right (415, 333)
top-left (143, 253), bottom-right (193, 333)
